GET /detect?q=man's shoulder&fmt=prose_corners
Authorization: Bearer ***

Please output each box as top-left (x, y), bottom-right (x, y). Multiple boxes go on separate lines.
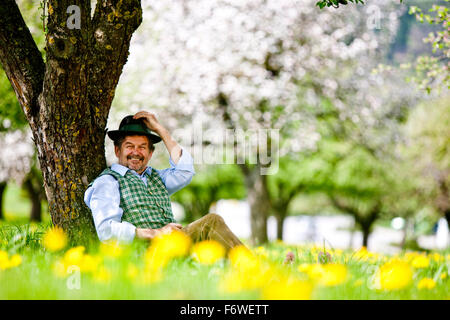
top-left (87, 168), bottom-right (120, 189)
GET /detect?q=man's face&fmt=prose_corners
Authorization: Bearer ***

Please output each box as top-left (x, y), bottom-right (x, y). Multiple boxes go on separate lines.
top-left (115, 135), bottom-right (153, 174)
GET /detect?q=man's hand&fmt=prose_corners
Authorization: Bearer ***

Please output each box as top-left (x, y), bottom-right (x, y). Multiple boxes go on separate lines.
top-left (133, 111), bottom-right (163, 133)
top-left (135, 223), bottom-right (183, 240)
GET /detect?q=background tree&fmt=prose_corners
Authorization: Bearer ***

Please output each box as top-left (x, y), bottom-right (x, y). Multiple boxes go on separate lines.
top-left (171, 165), bottom-right (246, 223)
top-left (402, 97), bottom-right (450, 228)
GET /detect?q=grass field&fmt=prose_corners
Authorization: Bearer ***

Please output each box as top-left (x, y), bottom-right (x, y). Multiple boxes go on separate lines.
top-left (0, 222), bottom-right (448, 300)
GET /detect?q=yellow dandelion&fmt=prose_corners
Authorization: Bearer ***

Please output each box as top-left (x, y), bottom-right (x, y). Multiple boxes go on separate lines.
top-left (219, 264), bottom-right (277, 293)
top-left (8, 254), bottom-right (22, 268)
top-left (261, 277), bottom-right (313, 300)
top-left (375, 260), bottom-right (413, 290)
top-left (228, 245), bottom-right (260, 271)
top-left (429, 253), bottom-right (443, 262)
top-left (319, 264), bottom-right (348, 287)
top-left (440, 273), bottom-right (447, 280)
top-left (298, 263), bottom-right (312, 273)
top-left (411, 255), bottom-right (430, 269)
top-left (0, 250), bottom-right (9, 270)
top-left (99, 241), bottom-right (124, 258)
top-left (149, 230), bottom-right (192, 260)
top-left (0, 251), bottom-right (22, 270)
top-left (42, 227), bottom-right (67, 252)
top-left (79, 254), bottom-right (101, 273)
top-left (417, 278), bottom-right (436, 290)
top-left (63, 246), bottom-right (85, 266)
top-left (191, 240), bottom-right (226, 265)
top-left (254, 246), bottom-right (269, 259)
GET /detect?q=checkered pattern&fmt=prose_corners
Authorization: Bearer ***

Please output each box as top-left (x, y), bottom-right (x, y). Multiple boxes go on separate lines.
top-left (96, 168), bottom-right (175, 229)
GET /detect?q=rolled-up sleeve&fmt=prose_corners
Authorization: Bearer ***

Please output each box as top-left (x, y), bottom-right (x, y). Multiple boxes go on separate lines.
top-left (84, 175), bottom-right (136, 243)
top-left (156, 146), bottom-right (195, 195)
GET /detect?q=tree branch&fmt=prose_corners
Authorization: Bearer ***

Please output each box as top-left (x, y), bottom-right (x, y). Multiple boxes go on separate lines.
top-left (0, 0), bottom-right (45, 122)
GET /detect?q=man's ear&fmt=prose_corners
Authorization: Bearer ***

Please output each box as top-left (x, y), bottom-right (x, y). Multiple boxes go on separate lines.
top-left (114, 145), bottom-right (120, 158)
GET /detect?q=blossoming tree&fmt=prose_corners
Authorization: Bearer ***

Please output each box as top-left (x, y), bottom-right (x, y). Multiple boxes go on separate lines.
top-left (112, 0), bottom-right (405, 244)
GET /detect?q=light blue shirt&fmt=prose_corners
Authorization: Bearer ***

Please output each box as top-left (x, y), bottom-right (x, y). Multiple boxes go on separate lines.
top-left (84, 147), bottom-right (195, 243)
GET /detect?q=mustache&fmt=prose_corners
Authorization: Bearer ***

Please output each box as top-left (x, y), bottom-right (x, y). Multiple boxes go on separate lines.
top-left (127, 155), bottom-right (144, 161)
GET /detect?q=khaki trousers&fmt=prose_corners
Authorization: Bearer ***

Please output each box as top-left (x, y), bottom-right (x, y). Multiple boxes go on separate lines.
top-left (183, 213), bottom-right (244, 252)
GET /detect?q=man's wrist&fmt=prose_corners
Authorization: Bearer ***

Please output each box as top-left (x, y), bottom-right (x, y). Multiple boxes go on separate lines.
top-left (135, 228), bottom-right (158, 240)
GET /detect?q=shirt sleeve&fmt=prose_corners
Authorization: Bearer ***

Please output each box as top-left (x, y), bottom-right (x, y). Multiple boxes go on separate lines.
top-left (84, 175), bottom-right (136, 244)
top-left (156, 146), bottom-right (195, 195)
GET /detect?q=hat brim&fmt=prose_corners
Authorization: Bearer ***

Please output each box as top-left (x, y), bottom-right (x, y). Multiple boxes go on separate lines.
top-left (107, 130), bottom-right (162, 144)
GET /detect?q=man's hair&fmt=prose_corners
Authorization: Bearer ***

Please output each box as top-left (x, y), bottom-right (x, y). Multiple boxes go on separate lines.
top-left (114, 135), bottom-right (155, 152)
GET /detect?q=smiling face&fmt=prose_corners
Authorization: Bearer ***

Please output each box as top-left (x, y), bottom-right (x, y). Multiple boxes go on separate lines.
top-left (114, 135), bottom-right (154, 174)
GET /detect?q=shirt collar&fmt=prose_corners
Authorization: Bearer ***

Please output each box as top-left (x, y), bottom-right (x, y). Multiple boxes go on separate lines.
top-left (111, 163), bottom-right (153, 177)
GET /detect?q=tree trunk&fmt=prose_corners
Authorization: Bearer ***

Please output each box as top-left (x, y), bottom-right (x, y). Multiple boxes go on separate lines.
top-left (241, 165), bottom-right (269, 245)
top-left (275, 214), bottom-right (284, 241)
top-left (361, 225), bottom-right (370, 248)
top-left (0, 182), bottom-right (6, 220)
top-left (0, 0), bottom-right (143, 245)
top-left (274, 204), bottom-right (289, 241)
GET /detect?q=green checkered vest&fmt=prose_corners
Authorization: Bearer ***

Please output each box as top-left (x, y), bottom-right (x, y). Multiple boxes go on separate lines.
top-left (91, 167), bottom-right (175, 229)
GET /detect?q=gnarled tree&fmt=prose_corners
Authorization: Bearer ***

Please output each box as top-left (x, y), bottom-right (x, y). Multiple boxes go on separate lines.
top-left (0, 0), bottom-right (143, 243)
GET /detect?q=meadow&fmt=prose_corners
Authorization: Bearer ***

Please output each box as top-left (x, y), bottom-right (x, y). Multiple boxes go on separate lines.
top-left (0, 222), bottom-right (448, 300)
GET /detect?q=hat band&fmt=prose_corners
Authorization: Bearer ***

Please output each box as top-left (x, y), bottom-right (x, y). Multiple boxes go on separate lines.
top-left (120, 123), bottom-right (149, 133)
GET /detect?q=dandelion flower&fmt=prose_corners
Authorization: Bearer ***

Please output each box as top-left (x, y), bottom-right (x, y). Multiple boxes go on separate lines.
top-left (149, 230), bottom-right (192, 260)
top-left (191, 240), bottom-right (225, 265)
top-left (319, 264), bottom-right (348, 287)
top-left (100, 241), bottom-right (124, 258)
top-left (417, 278), bottom-right (436, 290)
top-left (261, 277), bottom-right (313, 300)
top-left (0, 251), bottom-right (22, 270)
top-left (228, 245), bottom-right (259, 271)
top-left (63, 246), bottom-right (85, 266)
top-left (42, 227), bottom-right (67, 252)
top-left (375, 260), bottom-right (413, 290)
top-left (411, 255), bottom-right (430, 269)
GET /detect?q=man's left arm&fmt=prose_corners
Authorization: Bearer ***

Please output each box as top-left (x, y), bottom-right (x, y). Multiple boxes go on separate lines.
top-left (156, 146), bottom-right (195, 195)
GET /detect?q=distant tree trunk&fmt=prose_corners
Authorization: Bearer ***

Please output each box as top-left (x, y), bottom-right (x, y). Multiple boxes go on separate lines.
top-left (361, 224), bottom-right (370, 248)
top-left (273, 203), bottom-right (289, 241)
top-left (22, 168), bottom-right (43, 222)
top-left (329, 194), bottom-right (380, 250)
top-left (241, 165), bottom-right (269, 245)
top-left (275, 214), bottom-right (284, 241)
top-left (0, 181), bottom-right (6, 220)
top-left (0, 0), bottom-right (143, 244)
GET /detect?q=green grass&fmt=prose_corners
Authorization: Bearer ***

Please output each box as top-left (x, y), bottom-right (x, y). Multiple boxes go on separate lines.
top-left (0, 222), bottom-right (449, 300)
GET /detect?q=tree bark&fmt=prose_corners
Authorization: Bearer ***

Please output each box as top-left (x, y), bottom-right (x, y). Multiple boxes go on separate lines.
top-left (0, 0), bottom-right (143, 244)
top-left (0, 182), bottom-right (6, 220)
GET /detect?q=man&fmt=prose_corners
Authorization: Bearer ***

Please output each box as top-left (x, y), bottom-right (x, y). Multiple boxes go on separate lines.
top-left (84, 111), bottom-right (243, 252)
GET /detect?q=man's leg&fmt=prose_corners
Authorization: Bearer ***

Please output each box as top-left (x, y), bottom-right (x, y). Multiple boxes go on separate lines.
top-left (183, 213), bottom-right (244, 252)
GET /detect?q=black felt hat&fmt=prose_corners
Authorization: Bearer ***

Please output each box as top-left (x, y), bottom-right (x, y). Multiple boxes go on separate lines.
top-left (107, 115), bottom-right (162, 144)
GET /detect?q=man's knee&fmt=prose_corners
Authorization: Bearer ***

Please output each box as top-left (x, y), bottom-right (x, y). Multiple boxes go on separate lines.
top-left (205, 213), bottom-right (225, 224)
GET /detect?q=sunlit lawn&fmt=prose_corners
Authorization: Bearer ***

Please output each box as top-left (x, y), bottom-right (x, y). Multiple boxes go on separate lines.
top-left (0, 220), bottom-right (449, 300)
top-left (1, 185), bottom-right (449, 300)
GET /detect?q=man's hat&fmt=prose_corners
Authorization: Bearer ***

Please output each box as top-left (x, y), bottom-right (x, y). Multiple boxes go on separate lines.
top-left (107, 115), bottom-right (162, 144)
